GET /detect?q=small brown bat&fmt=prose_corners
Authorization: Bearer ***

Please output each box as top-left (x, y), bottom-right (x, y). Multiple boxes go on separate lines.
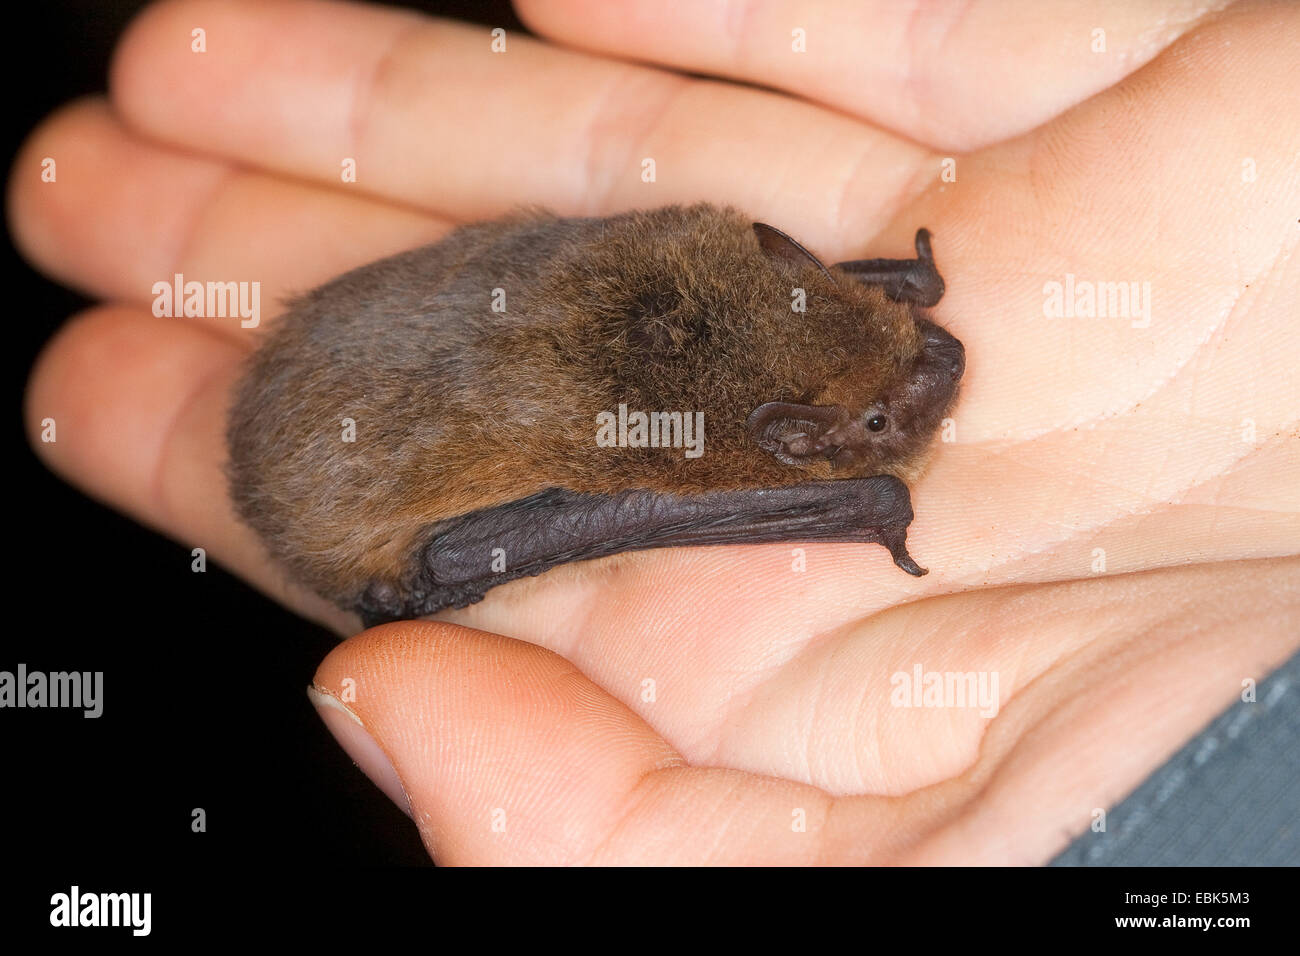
top-left (226, 204), bottom-right (964, 626)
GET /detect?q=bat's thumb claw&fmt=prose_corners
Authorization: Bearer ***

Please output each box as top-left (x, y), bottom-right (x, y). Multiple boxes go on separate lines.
top-left (896, 555), bottom-right (928, 577)
top-left (882, 531), bottom-right (927, 577)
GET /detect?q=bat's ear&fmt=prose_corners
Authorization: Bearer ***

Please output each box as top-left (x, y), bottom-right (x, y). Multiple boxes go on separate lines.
top-left (752, 223), bottom-right (834, 282)
top-left (747, 401), bottom-right (849, 464)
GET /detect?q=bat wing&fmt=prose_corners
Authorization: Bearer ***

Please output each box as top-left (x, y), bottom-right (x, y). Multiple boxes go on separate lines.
top-left (834, 228), bottom-right (945, 307)
top-left (355, 477), bottom-right (925, 625)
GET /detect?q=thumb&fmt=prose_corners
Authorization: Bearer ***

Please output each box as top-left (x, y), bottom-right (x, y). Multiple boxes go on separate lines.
top-left (308, 621), bottom-right (837, 865)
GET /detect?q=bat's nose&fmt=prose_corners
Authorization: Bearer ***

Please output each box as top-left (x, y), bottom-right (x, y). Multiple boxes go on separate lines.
top-left (918, 319), bottom-right (965, 383)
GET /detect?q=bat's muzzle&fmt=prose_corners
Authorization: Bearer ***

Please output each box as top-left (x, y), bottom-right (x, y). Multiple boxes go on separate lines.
top-left (910, 318), bottom-right (965, 430)
top-left (919, 319), bottom-right (965, 384)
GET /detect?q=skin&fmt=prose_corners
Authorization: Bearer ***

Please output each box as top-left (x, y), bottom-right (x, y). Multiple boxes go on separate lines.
top-left (12, 0), bottom-right (1300, 865)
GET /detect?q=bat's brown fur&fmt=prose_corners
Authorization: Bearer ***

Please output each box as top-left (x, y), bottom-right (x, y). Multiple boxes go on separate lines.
top-left (226, 204), bottom-right (944, 608)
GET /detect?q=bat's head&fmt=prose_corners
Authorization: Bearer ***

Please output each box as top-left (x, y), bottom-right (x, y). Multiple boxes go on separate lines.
top-left (746, 225), bottom-right (965, 481)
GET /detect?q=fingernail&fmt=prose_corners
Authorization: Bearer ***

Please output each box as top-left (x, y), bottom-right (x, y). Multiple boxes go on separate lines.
top-left (308, 685), bottom-right (412, 818)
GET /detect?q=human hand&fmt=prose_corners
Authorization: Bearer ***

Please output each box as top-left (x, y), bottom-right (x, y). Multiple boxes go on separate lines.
top-left (14, 0), bottom-right (1298, 863)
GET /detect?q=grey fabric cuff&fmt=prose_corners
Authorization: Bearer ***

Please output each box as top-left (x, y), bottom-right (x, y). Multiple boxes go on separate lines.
top-left (1051, 648), bottom-right (1299, 866)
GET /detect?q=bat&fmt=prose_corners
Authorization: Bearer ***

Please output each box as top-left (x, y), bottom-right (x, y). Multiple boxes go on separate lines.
top-left (226, 204), bottom-right (965, 626)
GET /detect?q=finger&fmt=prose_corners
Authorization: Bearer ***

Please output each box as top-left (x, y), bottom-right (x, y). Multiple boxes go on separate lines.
top-left (24, 304), bottom-right (354, 632)
top-left (109, 0), bottom-right (934, 251)
top-left (310, 620), bottom-right (844, 865)
top-left (516, 0), bottom-right (1224, 151)
top-left (315, 564), bottom-right (1300, 864)
top-left (8, 98), bottom-right (449, 339)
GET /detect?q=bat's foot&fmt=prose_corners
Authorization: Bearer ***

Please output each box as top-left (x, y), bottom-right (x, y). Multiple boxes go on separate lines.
top-left (353, 477), bottom-right (927, 624)
top-left (833, 228), bottom-right (945, 308)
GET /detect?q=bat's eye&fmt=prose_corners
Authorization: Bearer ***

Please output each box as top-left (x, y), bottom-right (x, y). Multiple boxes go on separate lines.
top-left (867, 415), bottom-right (887, 432)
